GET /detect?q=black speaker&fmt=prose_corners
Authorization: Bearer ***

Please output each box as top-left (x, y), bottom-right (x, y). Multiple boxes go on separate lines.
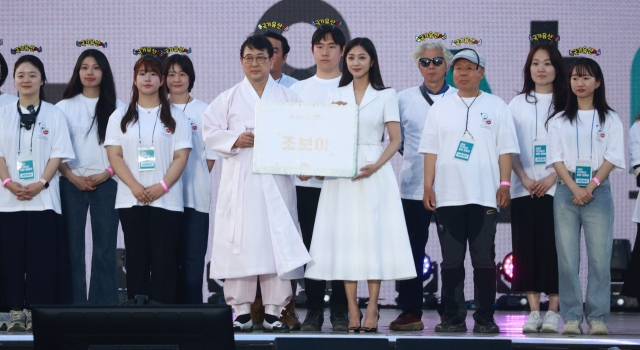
top-left (396, 338), bottom-right (511, 350)
top-left (275, 337), bottom-right (389, 350)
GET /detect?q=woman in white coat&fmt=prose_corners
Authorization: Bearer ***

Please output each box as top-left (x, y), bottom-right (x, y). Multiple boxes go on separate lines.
top-left (304, 37), bottom-right (415, 333)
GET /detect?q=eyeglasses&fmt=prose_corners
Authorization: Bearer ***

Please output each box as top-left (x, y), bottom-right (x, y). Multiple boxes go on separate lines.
top-left (419, 57), bottom-right (444, 67)
top-left (242, 55), bottom-right (268, 65)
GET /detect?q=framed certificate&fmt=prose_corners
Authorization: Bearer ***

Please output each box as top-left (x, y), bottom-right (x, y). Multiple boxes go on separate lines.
top-left (253, 101), bottom-right (359, 177)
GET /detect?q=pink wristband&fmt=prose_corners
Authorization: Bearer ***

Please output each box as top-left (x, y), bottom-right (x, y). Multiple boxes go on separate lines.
top-left (160, 180), bottom-right (169, 192)
top-left (106, 167), bottom-right (114, 177)
top-left (2, 178), bottom-right (12, 187)
top-left (592, 177), bottom-right (601, 186)
top-left (500, 181), bottom-right (511, 187)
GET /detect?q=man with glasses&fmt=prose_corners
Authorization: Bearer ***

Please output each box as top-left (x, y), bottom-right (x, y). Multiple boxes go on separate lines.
top-left (203, 35), bottom-right (310, 333)
top-left (418, 49), bottom-right (519, 333)
top-left (390, 41), bottom-right (457, 332)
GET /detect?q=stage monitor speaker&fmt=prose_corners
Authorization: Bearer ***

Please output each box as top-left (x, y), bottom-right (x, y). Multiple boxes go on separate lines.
top-left (32, 305), bottom-right (235, 350)
top-left (275, 337), bottom-right (389, 350)
top-left (395, 338), bottom-right (512, 350)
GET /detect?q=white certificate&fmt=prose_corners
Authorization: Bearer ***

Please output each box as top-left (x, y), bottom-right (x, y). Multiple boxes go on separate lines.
top-left (253, 101), bottom-right (359, 177)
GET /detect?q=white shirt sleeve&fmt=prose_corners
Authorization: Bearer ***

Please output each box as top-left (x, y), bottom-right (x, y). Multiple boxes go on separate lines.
top-left (382, 89), bottom-right (400, 123)
top-left (104, 110), bottom-right (124, 147)
top-left (604, 113), bottom-right (625, 171)
top-left (50, 111), bottom-right (76, 163)
top-left (202, 94), bottom-right (241, 158)
top-left (629, 122), bottom-right (640, 173)
top-left (497, 103), bottom-right (520, 155)
top-left (546, 116), bottom-right (563, 169)
top-left (417, 107), bottom-right (439, 155)
top-left (172, 111), bottom-right (193, 151)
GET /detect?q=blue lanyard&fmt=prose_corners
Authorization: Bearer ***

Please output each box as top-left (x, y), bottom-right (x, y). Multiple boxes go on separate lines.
top-left (533, 93), bottom-right (553, 142)
top-left (576, 110), bottom-right (596, 160)
top-left (137, 106), bottom-right (160, 146)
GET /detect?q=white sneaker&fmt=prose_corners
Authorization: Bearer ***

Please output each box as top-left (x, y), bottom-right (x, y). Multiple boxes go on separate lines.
top-left (25, 310), bottom-right (32, 332)
top-left (7, 310), bottom-right (26, 332)
top-left (522, 311), bottom-right (542, 333)
top-left (561, 319), bottom-right (583, 335)
top-left (540, 311), bottom-right (559, 333)
top-left (587, 319), bottom-right (610, 335)
top-left (232, 314), bottom-right (253, 332)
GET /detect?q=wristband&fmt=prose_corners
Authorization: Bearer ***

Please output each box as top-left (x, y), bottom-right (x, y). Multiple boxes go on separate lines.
top-left (500, 181), bottom-right (511, 187)
top-left (106, 167), bottom-right (114, 177)
top-left (160, 180), bottom-right (169, 192)
top-left (592, 177), bottom-right (601, 186)
top-left (2, 178), bottom-right (12, 187)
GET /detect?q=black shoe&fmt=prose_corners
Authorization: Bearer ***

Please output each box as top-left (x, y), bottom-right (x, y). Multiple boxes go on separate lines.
top-left (232, 314), bottom-right (253, 333)
top-left (330, 311), bottom-right (349, 332)
top-left (435, 316), bottom-right (467, 332)
top-left (301, 308), bottom-right (324, 331)
top-left (473, 316), bottom-right (500, 333)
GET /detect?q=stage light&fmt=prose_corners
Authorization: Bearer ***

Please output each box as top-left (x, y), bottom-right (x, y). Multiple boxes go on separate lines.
top-left (500, 253), bottom-right (514, 282)
top-left (423, 254), bottom-right (433, 278)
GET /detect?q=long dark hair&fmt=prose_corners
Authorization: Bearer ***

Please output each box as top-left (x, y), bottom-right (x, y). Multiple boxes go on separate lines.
top-left (558, 58), bottom-right (613, 126)
top-left (519, 44), bottom-right (568, 114)
top-left (14, 55), bottom-right (46, 101)
top-left (121, 56), bottom-right (175, 133)
top-left (0, 53), bottom-right (8, 88)
top-left (339, 37), bottom-right (387, 90)
top-left (63, 49), bottom-right (117, 144)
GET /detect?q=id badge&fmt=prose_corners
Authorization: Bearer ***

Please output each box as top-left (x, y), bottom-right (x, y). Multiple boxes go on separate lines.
top-left (533, 139), bottom-right (547, 165)
top-left (574, 160), bottom-right (592, 187)
top-left (138, 146), bottom-right (156, 172)
top-left (17, 154), bottom-right (35, 181)
top-left (454, 137), bottom-right (474, 162)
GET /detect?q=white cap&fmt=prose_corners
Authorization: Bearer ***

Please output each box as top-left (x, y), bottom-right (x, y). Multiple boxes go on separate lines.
top-left (450, 49), bottom-right (486, 68)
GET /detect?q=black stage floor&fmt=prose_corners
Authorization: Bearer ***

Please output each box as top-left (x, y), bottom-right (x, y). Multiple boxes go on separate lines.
top-left (2, 309), bottom-right (640, 349)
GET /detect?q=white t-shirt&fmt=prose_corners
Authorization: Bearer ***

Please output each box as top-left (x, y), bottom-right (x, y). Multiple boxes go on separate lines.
top-left (289, 74), bottom-right (341, 188)
top-left (173, 98), bottom-right (219, 213)
top-left (275, 73), bottom-right (299, 88)
top-left (398, 85), bottom-right (457, 200)
top-left (418, 92), bottom-right (520, 209)
top-left (547, 110), bottom-right (625, 173)
top-left (629, 121), bottom-right (640, 223)
top-left (56, 94), bottom-right (126, 177)
top-left (104, 104), bottom-right (193, 212)
top-left (0, 92), bottom-right (19, 107)
top-left (509, 92), bottom-right (557, 198)
top-left (0, 102), bottom-right (75, 214)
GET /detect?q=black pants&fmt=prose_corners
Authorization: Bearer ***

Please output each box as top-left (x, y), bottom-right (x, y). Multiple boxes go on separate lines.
top-left (0, 210), bottom-right (62, 309)
top-left (297, 186), bottom-right (347, 312)
top-left (119, 206), bottom-right (182, 304)
top-left (435, 205), bottom-right (497, 320)
top-left (397, 199), bottom-right (432, 317)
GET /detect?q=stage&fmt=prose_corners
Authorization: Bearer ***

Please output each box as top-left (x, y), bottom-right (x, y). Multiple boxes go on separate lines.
top-left (2, 309), bottom-right (640, 349)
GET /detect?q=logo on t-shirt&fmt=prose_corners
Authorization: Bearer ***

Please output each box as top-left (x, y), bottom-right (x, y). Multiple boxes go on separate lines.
top-left (160, 124), bottom-right (172, 138)
top-left (480, 113), bottom-right (492, 129)
top-left (37, 122), bottom-right (49, 140)
top-left (596, 124), bottom-right (605, 142)
top-left (189, 118), bottom-right (197, 132)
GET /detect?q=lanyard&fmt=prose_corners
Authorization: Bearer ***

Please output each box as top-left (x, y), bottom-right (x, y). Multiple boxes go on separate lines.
top-left (137, 106), bottom-right (160, 146)
top-left (16, 103), bottom-right (39, 156)
top-left (460, 92), bottom-right (480, 139)
top-left (533, 93), bottom-right (553, 141)
top-left (576, 110), bottom-right (596, 160)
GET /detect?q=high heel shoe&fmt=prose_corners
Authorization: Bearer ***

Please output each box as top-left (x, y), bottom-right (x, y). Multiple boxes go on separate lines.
top-left (348, 311), bottom-right (364, 333)
top-left (361, 309), bottom-right (380, 333)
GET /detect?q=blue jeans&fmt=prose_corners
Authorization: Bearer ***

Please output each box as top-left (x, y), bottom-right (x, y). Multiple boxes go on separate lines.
top-left (554, 178), bottom-right (613, 323)
top-left (60, 176), bottom-right (119, 306)
top-left (177, 207), bottom-right (210, 304)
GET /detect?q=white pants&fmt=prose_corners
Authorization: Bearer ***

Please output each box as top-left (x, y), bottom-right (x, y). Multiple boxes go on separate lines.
top-left (223, 273), bottom-right (292, 317)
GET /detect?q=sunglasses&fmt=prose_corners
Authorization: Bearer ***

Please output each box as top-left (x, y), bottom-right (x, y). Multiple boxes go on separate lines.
top-left (419, 57), bottom-right (444, 67)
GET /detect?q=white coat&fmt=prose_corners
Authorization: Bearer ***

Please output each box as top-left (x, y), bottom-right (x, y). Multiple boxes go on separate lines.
top-left (203, 76), bottom-right (311, 280)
